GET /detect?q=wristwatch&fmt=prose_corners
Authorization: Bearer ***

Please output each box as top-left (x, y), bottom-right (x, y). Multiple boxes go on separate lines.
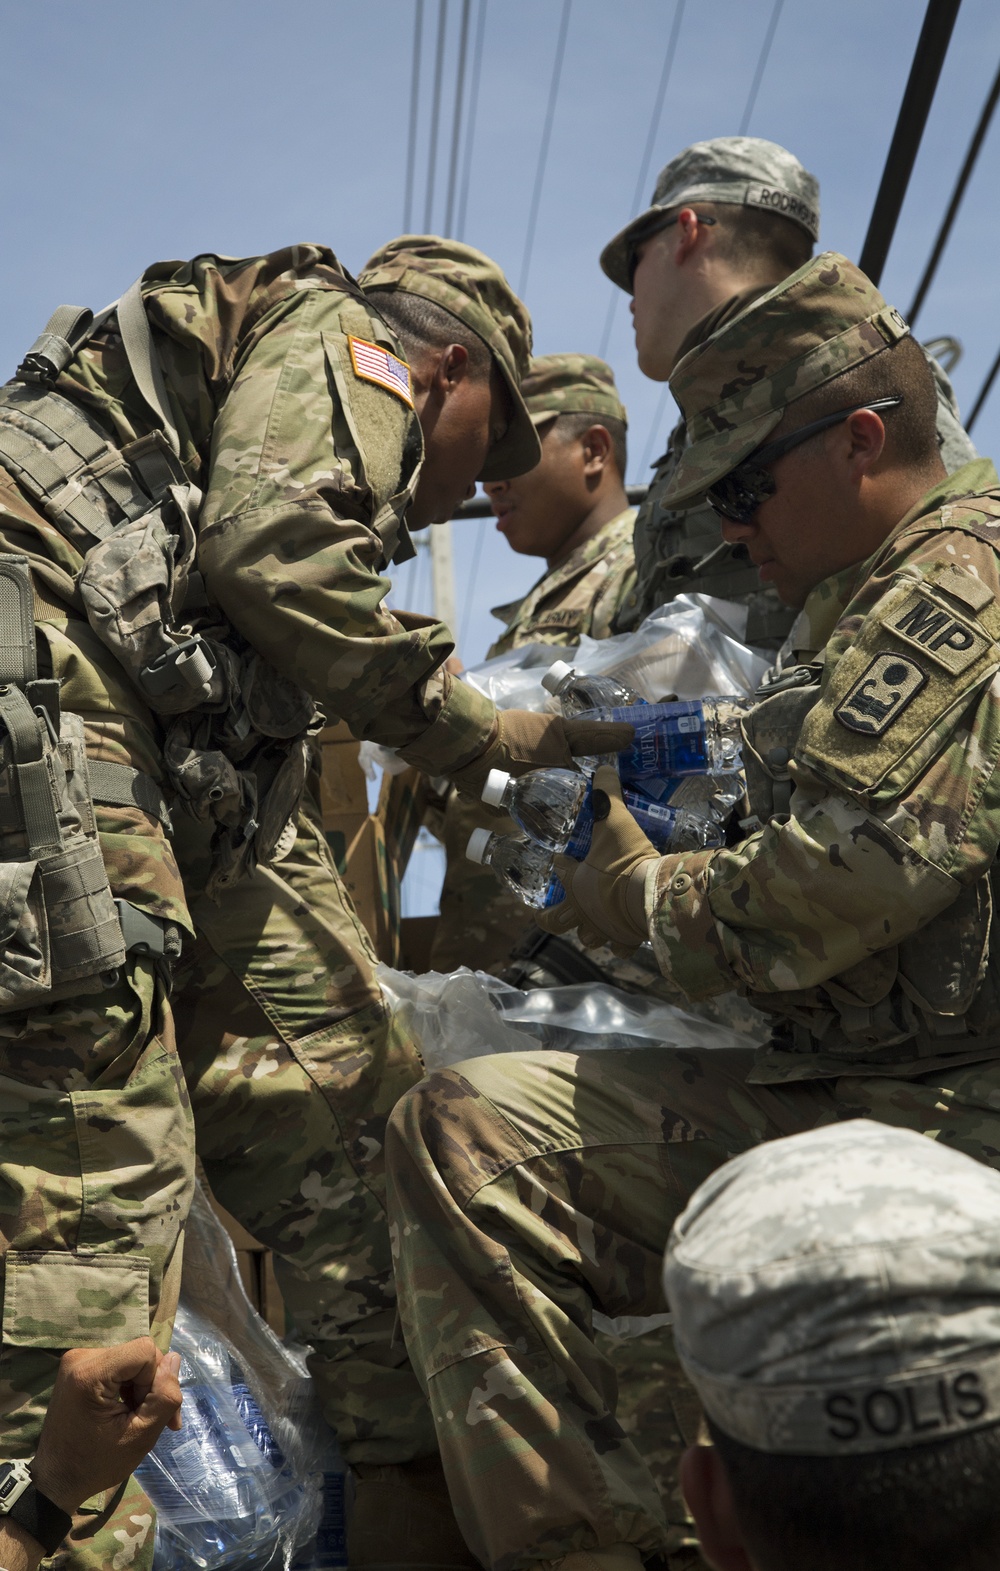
top-left (0, 1461), bottom-right (73, 1555)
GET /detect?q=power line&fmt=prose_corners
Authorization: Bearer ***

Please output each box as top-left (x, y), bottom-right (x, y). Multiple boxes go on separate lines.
top-left (908, 57), bottom-right (1000, 325)
top-left (404, 0), bottom-right (424, 231)
top-left (967, 342), bottom-right (1000, 433)
top-left (424, 0), bottom-right (449, 232)
top-left (517, 0), bottom-right (572, 297)
top-left (738, 0), bottom-right (785, 135)
top-left (444, 0), bottom-right (472, 236)
top-left (598, 0), bottom-right (686, 357)
top-left (456, 0), bottom-right (488, 240)
top-left (858, 0), bottom-right (963, 287)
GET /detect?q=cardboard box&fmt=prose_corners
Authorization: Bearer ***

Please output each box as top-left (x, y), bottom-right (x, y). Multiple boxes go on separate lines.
top-left (318, 724), bottom-right (370, 818)
top-left (204, 1186), bottom-right (286, 1337)
top-left (325, 810), bottom-right (397, 964)
top-left (400, 915), bottom-right (438, 973)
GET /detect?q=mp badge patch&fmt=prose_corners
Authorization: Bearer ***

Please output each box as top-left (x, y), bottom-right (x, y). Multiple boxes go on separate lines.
top-left (835, 653), bottom-right (927, 736)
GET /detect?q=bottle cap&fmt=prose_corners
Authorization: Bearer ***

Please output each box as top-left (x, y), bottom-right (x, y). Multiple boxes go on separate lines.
top-left (481, 768), bottom-right (511, 808)
top-left (466, 827), bottom-right (493, 864)
top-left (541, 659), bottom-right (575, 695)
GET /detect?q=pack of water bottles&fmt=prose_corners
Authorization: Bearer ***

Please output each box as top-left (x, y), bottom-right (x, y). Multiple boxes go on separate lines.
top-left (467, 662), bottom-right (752, 910)
top-left (136, 1185), bottom-right (347, 1571)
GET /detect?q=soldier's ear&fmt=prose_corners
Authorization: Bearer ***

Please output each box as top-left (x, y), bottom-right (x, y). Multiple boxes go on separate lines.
top-left (581, 424), bottom-right (613, 476)
top-left (679, 1444), bottom-right (755, 1571)
top-left (432, 342), bottom-right (471, 393)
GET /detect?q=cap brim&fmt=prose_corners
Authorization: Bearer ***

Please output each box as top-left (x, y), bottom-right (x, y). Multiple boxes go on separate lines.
top-left (479, 357), bottom-right (542, 481)
top-left (599, 205), bottom-right (668, 292)
top-left (661, 407), bottom-right (784, 508)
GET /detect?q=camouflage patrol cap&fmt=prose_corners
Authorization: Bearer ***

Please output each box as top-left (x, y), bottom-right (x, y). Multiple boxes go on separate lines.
top-left (521, 354), bottom-right (628, 427)
top-left (601, 136), bottom-right (820, 292)
top-left (664, 1121), bottom-right (1000, 1458)
top-left (359, 235), bottom-right (540, 482)
top-left (662, 250), bottom-right (910, 508)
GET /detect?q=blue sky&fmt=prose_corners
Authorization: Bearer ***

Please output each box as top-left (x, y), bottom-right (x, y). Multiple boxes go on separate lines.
top-left (2, 0), bottom-right (998, 669)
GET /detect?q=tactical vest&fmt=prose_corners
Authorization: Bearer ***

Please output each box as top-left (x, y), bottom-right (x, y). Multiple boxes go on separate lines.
top-left (0, 279), bottom-right (326, 997)
top-left (741, 652), bottom-right (1000, 1066)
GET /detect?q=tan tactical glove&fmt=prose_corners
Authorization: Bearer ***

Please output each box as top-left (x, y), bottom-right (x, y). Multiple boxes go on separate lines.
top-left (449, 711), bottom-right (634, 799)
top-left (537, 765), bottom-right (658, 952)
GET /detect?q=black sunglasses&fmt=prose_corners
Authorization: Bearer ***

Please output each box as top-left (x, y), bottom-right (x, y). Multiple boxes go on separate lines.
top-left (705, 396), bottom-right (905, 524)
top-left (628, 213), bottom-right (718, 289)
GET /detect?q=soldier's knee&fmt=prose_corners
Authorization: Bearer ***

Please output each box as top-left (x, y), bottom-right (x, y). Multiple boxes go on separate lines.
top-left (387, 1066), bottom-right (479, 1154)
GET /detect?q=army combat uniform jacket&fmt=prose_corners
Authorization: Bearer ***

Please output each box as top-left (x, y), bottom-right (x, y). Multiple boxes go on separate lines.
top-left (487, 507), bottom-right (635, 656)
top-left (0, 247), bottom-right (493, 1549)
top-left (648, 459), bottom-right (1000, 1082)
top-left (429, 509), bottom-right (634, 973)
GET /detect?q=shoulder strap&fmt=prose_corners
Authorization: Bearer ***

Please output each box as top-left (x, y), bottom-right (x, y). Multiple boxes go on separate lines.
top-left (116, 280), bottom-right (181, 458)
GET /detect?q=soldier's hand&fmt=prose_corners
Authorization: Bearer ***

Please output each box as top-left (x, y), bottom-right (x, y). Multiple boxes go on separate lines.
top-left (537, 766), bottom-right (657, 952)
top-left (449, 710), bottom-right (634, 798)
top-left (30, 1338), bottom-right (183, 1515)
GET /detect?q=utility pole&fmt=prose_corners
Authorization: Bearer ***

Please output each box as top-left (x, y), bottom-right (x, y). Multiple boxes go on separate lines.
top-left (430, 521), bottom-right (457, 636)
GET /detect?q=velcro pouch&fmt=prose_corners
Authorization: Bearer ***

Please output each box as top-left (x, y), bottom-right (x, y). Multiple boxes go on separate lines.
top-left (798, 562), bottom-right (1000, 802)
top-left (2, 1251), bottom-right (149, 1348)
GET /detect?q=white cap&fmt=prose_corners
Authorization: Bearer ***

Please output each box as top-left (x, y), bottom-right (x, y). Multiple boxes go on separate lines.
top-left (466, 827), bottom-right (493, 864)
top-left (481, 768), bottom-right (512, 808)
top-left (541, 659), bottom-right (575, 696)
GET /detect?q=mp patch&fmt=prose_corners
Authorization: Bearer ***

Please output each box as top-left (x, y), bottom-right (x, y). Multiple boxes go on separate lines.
top-left (347, 335), bottom-right (413, 407)
top-left (835, 652), bottom-right (927, 736)
top-left (882, 587), bottom-right (988, 674)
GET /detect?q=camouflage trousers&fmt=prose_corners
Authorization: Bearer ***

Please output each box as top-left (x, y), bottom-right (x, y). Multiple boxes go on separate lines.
top-left (172, 804), bottom-right (433, 1465)
top-left (0, 958), bottom-right (195, 1571)
top-left (384, 1042), bottom-right (1000, 1569)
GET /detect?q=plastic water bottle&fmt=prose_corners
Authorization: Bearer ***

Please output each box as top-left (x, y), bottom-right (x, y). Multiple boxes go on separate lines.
top-left (292, 1426), bottom-right (348, 1570)
top-left (541, 661), bottom-right (646, 770)
top-left (481, 767), bottom-right (588, 852)
top-left (577, 697), bottom-right (751, 782)
top-left (466, 827), bottom-right (564, 909)
top-left (482, 768), bottom-right (720, 858)
top-left (541, 659), bottom-right (645, 714)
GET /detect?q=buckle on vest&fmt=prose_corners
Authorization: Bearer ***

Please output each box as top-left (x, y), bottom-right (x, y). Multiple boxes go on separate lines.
top-left (139, 636), bottom-right (217, 702)
top-left (16, 333), bottom-right (78, 387)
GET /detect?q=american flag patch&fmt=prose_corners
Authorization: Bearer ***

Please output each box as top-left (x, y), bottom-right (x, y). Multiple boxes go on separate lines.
top-left (347, 335), bottom-right (413, 407)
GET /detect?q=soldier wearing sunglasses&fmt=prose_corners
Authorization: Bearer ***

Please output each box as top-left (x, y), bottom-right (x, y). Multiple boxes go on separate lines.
top-left (382, 254), bottom-right (1000, 1571)
top-left (603, 137), bottom-right (977, 644)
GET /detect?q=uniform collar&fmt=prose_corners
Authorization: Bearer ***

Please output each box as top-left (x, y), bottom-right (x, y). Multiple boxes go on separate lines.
top-left (792, 460), bottom-right (1000, 659)
top-left (490, 507), bottom-right (635, 622)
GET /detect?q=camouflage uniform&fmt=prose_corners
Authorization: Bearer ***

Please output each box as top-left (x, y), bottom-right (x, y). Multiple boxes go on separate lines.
top-left (382, 256), bottom-right (1000, 1569)
top-left (599, 137), bottom-right (976, 639)
top-left (431, 355), bottom-right (634, 977)
top-left (0, 240), bottom-right (541, 1565)
top-left (430, 512), bottom-right (634, 975)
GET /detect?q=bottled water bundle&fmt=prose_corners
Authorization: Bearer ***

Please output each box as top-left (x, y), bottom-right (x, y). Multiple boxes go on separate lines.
top-left (136, 1185), bottom-right (347, 1571)
top-left (469, 661), bottom-right (751, 912)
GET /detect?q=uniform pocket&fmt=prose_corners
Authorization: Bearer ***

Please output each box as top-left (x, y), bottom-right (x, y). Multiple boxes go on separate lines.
top-left (2, 1251), bottom-right (150, 1348)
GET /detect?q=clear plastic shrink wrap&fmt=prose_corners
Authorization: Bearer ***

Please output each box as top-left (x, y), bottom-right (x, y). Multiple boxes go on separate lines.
top-left (136, 1185), bottom-right (346, 1570)
top-left (377, 965), bottom-right (749, 1070)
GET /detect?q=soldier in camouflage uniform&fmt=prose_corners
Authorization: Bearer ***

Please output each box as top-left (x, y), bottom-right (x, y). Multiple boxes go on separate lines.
top-left (602, 136), bottom-right (976, 643)
top-left (667, 1120), bottom-right (1000, 1571)
top-left (383, 253), bottom-right (1000, 1570)
top-left (0, 238), bottom-right (627, 1571)
top-left (430, 354), bottom-right (634, 976)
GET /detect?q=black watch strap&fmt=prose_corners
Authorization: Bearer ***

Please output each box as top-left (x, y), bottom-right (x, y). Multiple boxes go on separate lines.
top-left (8, 1485), bottom-right (73, 1556)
